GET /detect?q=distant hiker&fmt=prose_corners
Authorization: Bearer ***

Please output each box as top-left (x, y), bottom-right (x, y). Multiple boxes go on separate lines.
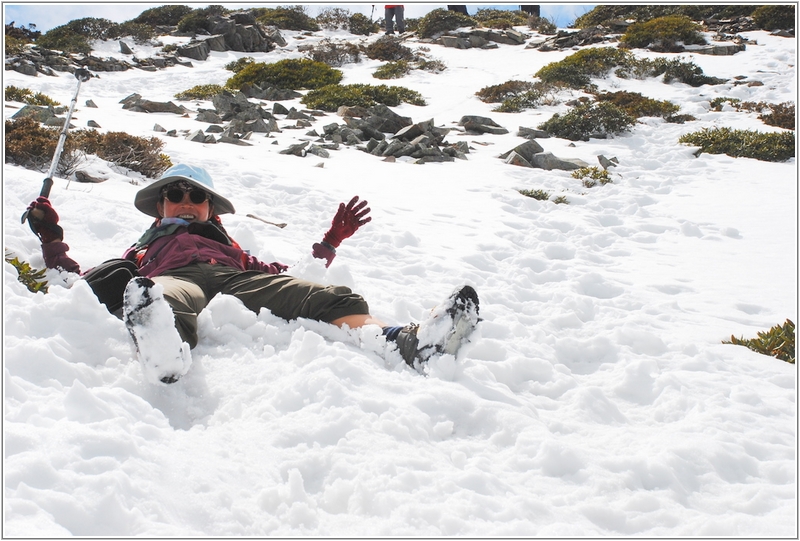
top-left (26, 164), bottom-right (479, 384)
top-left (384, 5), bottom-right (405, 35)
top-left (447, 5), bottom-right (469, 15)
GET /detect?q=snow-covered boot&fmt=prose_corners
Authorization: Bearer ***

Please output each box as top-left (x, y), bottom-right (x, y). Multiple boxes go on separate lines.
top-left (395, 285), bottom-right (480, 371)
top-left (123, 276), bottom-right (192, 385)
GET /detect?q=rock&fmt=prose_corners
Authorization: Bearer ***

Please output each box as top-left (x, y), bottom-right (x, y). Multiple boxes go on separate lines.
top-left (219, 135), bottom-right (252, 146)
top-left (177, 41), bottom-right (210, 61)
top-left (518, 126), bottom-right (551, 139)
top-left (531, 152), bottom-right (588, 171)
top-left (75, 170), bottom-right (108, 183)
top-left (154, 124), bottom-right (167, 132)
top-left (504, 151), bottom-right (533, 168)
top-left (280, 141), bottom-right (309, 156)
top-left (85, 99), bottom-right (98, 108)
top-left (119, 41), bottom-right (134, 55)
top-left (498, 140), bottom-right (545, 163)
top-left (307, 145), bottom-right (330, 158)
top-left (273, 102), bottom-right (290, 115)
top-left (11, 104), bottom-right (56, 122)
top-left (87, 120), bottom-right (101, 128)
top-left (597, 155), bottom-right (619, 169)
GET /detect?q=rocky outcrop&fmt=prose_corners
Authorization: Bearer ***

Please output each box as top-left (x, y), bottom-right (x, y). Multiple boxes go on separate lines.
top-left (435, 27), bottom-right (530, 49)
top-left (528, 26), bottom-right (616, 51)
top-left (175, 10), bottom-right (286, 61)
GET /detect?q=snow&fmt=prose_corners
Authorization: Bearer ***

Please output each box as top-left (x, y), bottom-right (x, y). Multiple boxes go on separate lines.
top-left (3, 23), bottom-right (797, 537)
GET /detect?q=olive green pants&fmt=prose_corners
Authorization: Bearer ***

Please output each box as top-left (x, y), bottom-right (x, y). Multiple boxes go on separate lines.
top-left (153, 262), bottom-right (370, 348)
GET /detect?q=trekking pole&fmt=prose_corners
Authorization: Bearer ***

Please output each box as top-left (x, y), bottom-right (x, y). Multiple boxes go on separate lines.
top-left (370, 4), bottom-right (375, 22)
top-left (21, 68), bottom-right (91, 226)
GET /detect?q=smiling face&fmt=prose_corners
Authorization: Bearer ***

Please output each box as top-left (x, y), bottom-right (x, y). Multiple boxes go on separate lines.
top-left (156, 181), bottom-right (214, 222)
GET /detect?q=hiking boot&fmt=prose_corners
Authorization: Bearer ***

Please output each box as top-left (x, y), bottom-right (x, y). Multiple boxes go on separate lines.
top-left (396, 285), bottom-right (480, 370)
top-left (123, 276), bottom-right (191, 384)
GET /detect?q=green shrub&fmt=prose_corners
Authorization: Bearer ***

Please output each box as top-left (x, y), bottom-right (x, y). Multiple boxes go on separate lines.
top-left (679, 127), bottom-right (795, 162)
top-left (724, 319), bottom-right (795, 364)
top-left (416, 58), bottom-right (447, 73)
top-left (404, 17), bottom-right (421, 33)
top-left (305, 39), bottom-right (361, 67)
top-left (106, 21), bottom-right (155, 42)
top-left (132, 5), bottom-right (194, 26)
top-left (349, 12), bottom-right (379, 35)
top-left (365, 36), bottom-right (415, 61)
top-left (224, 56), bottom-right (255, 73)
top-left (621, 15), bottom-right (706, 51)
top-left (5, 22), bottom-right (39, 54)
top-left (553, 195), bottom-right (570, 205)
top-left (417, 8), bottom-right (476, 39)
top-left (176, 5), bottom-right (228, 34)
top-left (710, 97), bottom-right (741, 111)
top-left (594, 90), bottom-right (680, 118)
top-left (571, 166), bottom-right (612, 187)
top-left (536, 47), bottom-right (636, 89)
top-left (226, 58), bottom-right (342, 90)
top-left (617, 57), bottom-right (726, 87)
top-left (528, 16), bottom-right (557, 34)
top-left (518, 188), bottom-right (551, 201)
top-left (316, 7), bottom-right (351, 30)
top-left (476, 80), bottom-right (538, 103)
top-left (752, 5), bottom-right (796, 31)
top-left (5, 86), bottom-right (60, 106)
top-left (472, 8), bottom-right (529, 29)
top-left (254, 6), bottom-right (319, 31)
top-left (373, 61), bottom-right (411, 80)
top-left (301, 83), bottom-right (425, 111)
top-left (574, 5), bottom-right (757, 28)
top-left (174, 84), bottom-right (225, 100)
top-left (494, 89), bottom-right (547, 113)
top-left (539, 102), bottom-right (636, 141)
top-left (5, 251), bottom-right (48, 294)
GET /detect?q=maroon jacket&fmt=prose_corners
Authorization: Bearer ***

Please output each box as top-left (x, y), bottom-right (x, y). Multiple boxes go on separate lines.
top-left (43, 219), bottom-right (287, 277)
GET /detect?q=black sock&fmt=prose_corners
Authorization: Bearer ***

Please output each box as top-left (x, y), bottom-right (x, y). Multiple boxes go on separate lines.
top-left (382, 325), bottom-right (403, 342)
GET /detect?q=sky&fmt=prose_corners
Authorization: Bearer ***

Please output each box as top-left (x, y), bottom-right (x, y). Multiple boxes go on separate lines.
top-left (3, 2), bottom-right (595, 32)
top-left (2, 18), bottom-right (796, 537)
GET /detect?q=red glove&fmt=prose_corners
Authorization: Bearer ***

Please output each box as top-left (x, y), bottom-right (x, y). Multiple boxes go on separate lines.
top-left (26, 197), bottom-right (64, 243)
top-left (313, 196), bottom-right (372, 268)
top-left (322, 196), bottom-right (371, 248)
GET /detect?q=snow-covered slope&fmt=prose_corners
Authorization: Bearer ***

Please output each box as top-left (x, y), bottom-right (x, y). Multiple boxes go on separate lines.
top-left (3, 24), bottom-right (796, 536)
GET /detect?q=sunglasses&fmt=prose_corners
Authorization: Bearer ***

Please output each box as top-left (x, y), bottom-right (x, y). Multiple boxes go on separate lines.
top-left (163, 187), bottom-right (211, 205)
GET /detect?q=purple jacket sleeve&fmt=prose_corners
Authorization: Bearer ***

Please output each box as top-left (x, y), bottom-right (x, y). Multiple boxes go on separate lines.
top-left (242, 252), bottom-right (288, 274)
top-left (41, 241), bottom-right (81, 274)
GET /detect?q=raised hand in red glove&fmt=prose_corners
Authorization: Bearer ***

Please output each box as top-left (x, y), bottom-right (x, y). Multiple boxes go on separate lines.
top-left (26, 196), bottom-right (64, 243)
top-left (312, 196), bottom-right (372, 268)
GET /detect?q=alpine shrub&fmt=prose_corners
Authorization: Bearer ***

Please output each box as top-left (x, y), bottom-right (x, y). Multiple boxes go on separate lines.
top-left (724, 319), bottom-right (795, 364)
top-left (5, 117), bottom-right (82, 175)
top-left (759, 102), bottom-right (795, 130)
top-left (95, 132), bottom-right (169, 177)
top-left (416, 59), bottom-right (447, 73)
top-left (365, 36), bottom-right (415, 61)
top-left (305, 39), bottom-right (361, 67)
top-left (594, 90), bottom-right (680, 119)
top-left (5, 86), bottom-right (60, 106)
top-left (518, 188), bottom-right (551, 201)
top-left (348, 13), bottom-right (379, 36)
top-left (751, 5), bottom-right (796, 31)
top-left (5, 251), bottom-right (48, 294)
top-left (315, 7), bottom-right (351, 31)
top-left (132, 5), bottom-right (194, 26)
top-left (621, 15), bottom-right (707, 51)
top-left (571, 166), bottom-right (612, 187)
top-left (301, 83), bottom-right (425, 111)
top-left (174, 84), bottom-right (225, 101)
top-left (539, 102), bottom-right (636, 141)
top-left (254, 6), bottom-right (319, 31)
top-left (224, 57), bottom-right (255, 73)
top-left (679, 127), bottom-right (795, 162)
top-left (417, 8), bottom-right (476, 39)
top-left (536, 47), bottom-right (636, 89)
top-left (476, 80), bottom-right (538, 103)
top-left (472, 8), bottom-right (529, 29)
top-left (574, 5), bottom-right (756, 28)
top-left (226, 59), bottom-right (343, 91)
top-left (177, 5), bottom-right (228, 34)
top-left (105, 21), bottom-right (155, 43)
top-left (650, 57), bottom-right (726, 86)
top-left (373, 61), bottom-right (411, 80)
top-left (528, 16), bottom-right (557, 34)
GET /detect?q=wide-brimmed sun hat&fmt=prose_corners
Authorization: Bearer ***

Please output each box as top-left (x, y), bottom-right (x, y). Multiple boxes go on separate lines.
top-left (134, 164), bottom-right (236, 218)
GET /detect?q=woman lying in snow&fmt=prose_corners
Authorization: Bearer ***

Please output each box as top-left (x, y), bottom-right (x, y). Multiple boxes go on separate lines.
top-left (26, 164), bottom-right (480, 384)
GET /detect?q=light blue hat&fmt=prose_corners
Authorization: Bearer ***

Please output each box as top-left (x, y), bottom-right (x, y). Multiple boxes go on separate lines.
top-left (134, 164), bottom-right (236, 218)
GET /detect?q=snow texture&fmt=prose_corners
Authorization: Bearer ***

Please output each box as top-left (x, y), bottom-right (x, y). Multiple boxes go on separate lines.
top-left (3, 20), bottom-right (797, 537)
